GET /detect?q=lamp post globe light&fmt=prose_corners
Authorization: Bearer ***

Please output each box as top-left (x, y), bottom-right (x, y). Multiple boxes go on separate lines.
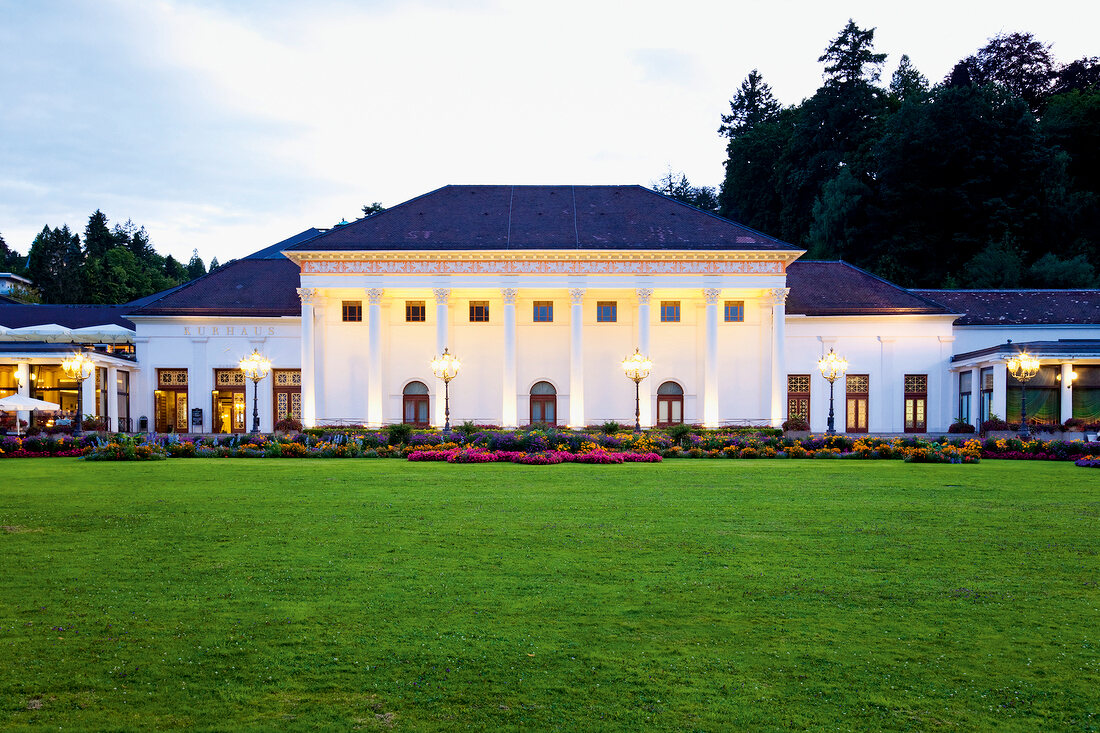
top-left (1006, 347), bottom-right (1040, 439)
top-left (239, 350), bottom-right (272, 434)
top-left (817, 348), bottom-right (848, 436)
top-left (61, 352), bottom-right (95, 437)
top-left (621, 348), bottom-right (653, 432)
top-left (431, 348), bottom-right (461, 431)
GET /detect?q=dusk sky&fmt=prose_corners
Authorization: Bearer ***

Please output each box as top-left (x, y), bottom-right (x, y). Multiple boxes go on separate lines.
top-left (1, 0), bottom-right (1095, 264)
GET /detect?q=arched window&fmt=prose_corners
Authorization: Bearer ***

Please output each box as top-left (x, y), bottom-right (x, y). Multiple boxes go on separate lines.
top-left (529, 381), bottom-right (557, 425)
top-left (656, 381), bottom-right (684, 426)
top-left (402, 381), bottom-right (430, 426)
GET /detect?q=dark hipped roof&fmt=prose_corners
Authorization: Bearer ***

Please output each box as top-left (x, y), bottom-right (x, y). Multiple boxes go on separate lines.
top-left (127, 230), bottom-right (324, 318)
top-left (0, 304), bottom-right (136, 329)
top-left (786, 261), bottom-right (952, 316)
top-left (913, 289), bottom-right (1100, 326)
top-left (286, 185), bottom-right (799, 252)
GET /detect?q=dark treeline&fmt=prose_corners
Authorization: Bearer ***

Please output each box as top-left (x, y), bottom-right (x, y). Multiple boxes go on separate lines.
top-left (714, 22), bottom-right (1100, 288)
top-left (0, 211), bottom-right (216, 304)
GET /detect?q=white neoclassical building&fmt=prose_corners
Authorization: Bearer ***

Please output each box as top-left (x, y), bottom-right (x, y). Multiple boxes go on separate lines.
top-left (3, 185), bottom-right (1100, 434)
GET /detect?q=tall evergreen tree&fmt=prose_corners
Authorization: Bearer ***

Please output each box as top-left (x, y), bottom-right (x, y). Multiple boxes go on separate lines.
top-left (889, 55), bottom-right (929, 103)
top-left (818, 19), bottom-right (887, 85)
top-left (652, 170), bottom-right (719, 213)
top-left (27, 225), bottom-right (84, 303)
top-left (718, 69), bottom-right (781, 139)
top-left (186, 249), bottom-right (206, 280)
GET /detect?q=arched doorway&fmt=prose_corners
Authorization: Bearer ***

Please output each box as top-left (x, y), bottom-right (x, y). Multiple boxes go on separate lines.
top-left (656, 381), bottom-right (684, 426)
top-left (529, 381), bottom-right (557, 425)
top-left (402, 381), bottom-right (430, 426)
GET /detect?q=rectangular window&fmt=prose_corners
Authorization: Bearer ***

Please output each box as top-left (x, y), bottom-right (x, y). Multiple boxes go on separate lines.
top-left (846, 374), bottom-right (869, 433)
top-left (533, 301), bottom-right (554, 322)
top-left (660, 301), bottom-right (680, 322)
top-left (980, 367), bottom-right (994, 423)
top-left (1007, 366), bottom-right (1060, 425)
top-left (904, 374), bottom-right (928, 432)
top-left (724, 300), bottom-right (744, 322)
top-left (787, 374), bottom-right (810, 423)
top-left (342, 301), bottom-right (362, 322)
top-left (469, 301), bottom-right (490, 322)
top-left (405, 300), bottom-right (426, 322)
top-left (596, 301), bottom-right (617, 322)
top-left (958, 371), bottom-right (972, 424)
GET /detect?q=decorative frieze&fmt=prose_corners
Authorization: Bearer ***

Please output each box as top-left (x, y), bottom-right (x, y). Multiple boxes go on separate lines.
top-left (300, 258), bottom-right (786, 276)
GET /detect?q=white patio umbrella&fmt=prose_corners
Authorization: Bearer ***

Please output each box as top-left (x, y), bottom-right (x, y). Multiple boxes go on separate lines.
top-left (0, 394), bottom-right (61, 437)
top-left (69, 324), bottom-right (134, 344)
top-left (5, 324), bottom-right (73, 342)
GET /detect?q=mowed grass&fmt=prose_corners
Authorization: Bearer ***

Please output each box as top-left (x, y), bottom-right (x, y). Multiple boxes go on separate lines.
top-left (0, 459), bottom-right (1097, 731)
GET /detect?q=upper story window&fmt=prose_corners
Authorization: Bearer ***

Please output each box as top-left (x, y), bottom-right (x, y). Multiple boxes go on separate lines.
top-left (533, 301), bottom-right (553, 322)
top-left (596, 301), bottom-right (617, 322)
top-left (660, 301), bottom-right (680, 322)
top-left (342, 301), bottom-right (362, 322)
top-left (724, 300), bottom-right (744, 322)
top-left (406, 301), bottom-right (426, 322)
top-left (469, 301), bottom-right (490, 322)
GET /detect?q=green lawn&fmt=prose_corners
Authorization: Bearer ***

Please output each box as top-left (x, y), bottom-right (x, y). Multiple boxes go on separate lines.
top-left (0, 459), bottom-right (1096, 731)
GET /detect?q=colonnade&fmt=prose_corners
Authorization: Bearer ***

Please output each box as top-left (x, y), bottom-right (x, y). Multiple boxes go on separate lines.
top-left (296, 285), bottom-right (789, 429)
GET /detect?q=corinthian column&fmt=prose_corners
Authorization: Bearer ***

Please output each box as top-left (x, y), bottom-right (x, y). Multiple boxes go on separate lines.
top-left (767, 287), bottom-right (789, 427)
top-left (297, 288), bottom-right (318, 427)
top-left (501, 288), bottom-right (518, 428)
top-left (569, 287), bottom-right (586, 428)
top-left (636, 288), bottom-right (653, 427)
top-left (366, 288), bottom-right (384, 427)
top-left (433, 288), bottom-right (451, 428)
top-left (703, 288), bottom-right (721, 428)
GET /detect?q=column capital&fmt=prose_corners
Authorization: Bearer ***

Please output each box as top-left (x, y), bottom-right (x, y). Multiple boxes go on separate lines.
top-left (765, 287), bottom-right (789, 306)
top-left (366, 288), bottom-right (384, 304)
top-left (702, 288), bottom-right (721, 305)
top-left (500, 288), bottom-right (518, 305)
top-left (568, 288), bottom-right (586, 304)
top-left (297, 287), bottom-right (319, 305)
top-left (433, 288), bottom-right (451, 305)
top-left (635, 288), bottom-right (653, 304)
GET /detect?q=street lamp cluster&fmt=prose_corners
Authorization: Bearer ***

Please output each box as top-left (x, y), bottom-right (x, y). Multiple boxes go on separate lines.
top-left (239, 349), bottom-right (272, 433)
top-left (817, 348), bottom-right (848, 436)
top-left (1006, 345), bottom-right (1040, 439)
top-left (61, 351), bottom-right (95, 436)
top-left (430, 348), bottom-right (461, 431)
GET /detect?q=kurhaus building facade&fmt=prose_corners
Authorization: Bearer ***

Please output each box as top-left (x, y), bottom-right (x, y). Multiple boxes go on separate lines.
top-left (4, 185), bottom-right (1100, 434)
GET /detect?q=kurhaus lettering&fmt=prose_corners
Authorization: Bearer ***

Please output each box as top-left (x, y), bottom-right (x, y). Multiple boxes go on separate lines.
top-left (183, 326), bottom-right (277, 336)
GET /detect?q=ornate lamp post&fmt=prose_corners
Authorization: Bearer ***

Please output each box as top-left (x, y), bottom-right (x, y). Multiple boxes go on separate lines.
top-left (239, 350), bottom-right (272, 434)
top-left (817, 348), bottom-right (848, 436)
top-left (61, 352), bottom-right (95, 437)
top-left (431, 348), bottom-right (461, 431)
top-left (621, 348), bottom-right (653, 432)
top-left (1006, 347), bottom-right (1040, 439)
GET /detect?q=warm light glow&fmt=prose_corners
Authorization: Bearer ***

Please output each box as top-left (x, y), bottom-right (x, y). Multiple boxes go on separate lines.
top-left (239, 350), bottom-right (272, 382)
top-left (621, 348), bottom-right (653, 382)
top-left (431, 348), bottom-right (461, 382)
top-left (1006, 351), bottom-right (1040, 382)
top-left (13, 368), bottom-right (22, 386)
top-left (61, 352), bottom-right (95, 381)
top-left (817, 348), bottom-right (848, 384)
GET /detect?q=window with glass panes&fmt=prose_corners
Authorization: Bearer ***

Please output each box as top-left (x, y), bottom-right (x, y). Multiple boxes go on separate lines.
top-left (846, 374), bottom-right (869, 433)
top-left (342, 301), bottom-right (362, 322)
top-left (724, 300), bottom-right (744, 322)
top-left (904, 374), bottom-right (928, 432)
top-left (469, 301), bottom-right (489, 322)
top-left (787, 374), bottom-right (810, 422)
top-left (533, 301), bottom-right (553, 322)
top-left (1007, 366), bottom-right (1060, 425)
top-left (405, 301), bottom-right (426, 322)
top-left (980, 368), bottom-right (994, 423)
top-left (596, 301), bottom-right (617, 322)
top-left (958, 371), bottom-right (972, 424)
top-left (660, 301), bottom-right (680, 322)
